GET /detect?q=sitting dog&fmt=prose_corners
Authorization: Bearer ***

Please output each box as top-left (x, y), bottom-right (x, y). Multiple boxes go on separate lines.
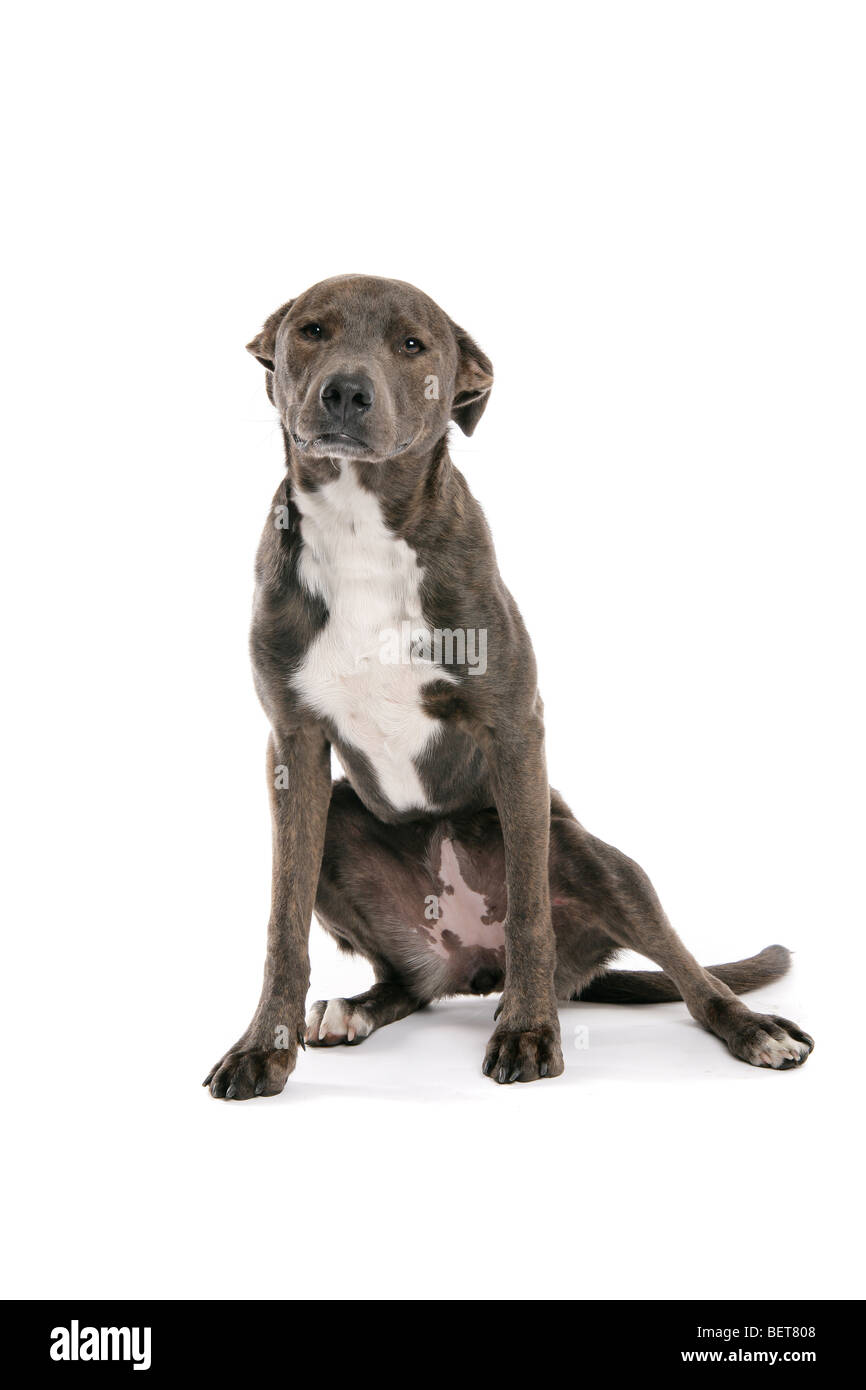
top-left (204, 274), bottom-right (813, 1098)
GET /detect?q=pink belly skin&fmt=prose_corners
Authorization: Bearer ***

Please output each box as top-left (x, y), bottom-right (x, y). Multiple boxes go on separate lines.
top-left (406, 838), bottom-right (505, 996)
top-left (419, 838), bottom-right (505, 958)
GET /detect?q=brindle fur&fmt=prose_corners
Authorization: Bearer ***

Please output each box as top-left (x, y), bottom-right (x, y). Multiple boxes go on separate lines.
top-left (204, 275), bottom-right (813, 1098)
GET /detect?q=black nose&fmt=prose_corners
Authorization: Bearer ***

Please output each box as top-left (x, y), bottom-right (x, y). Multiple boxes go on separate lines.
top-left (320, 372), bottom-right (375, 427)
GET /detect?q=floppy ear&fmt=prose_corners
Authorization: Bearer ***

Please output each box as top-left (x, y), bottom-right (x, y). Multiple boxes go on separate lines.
top-left (245, 299), bottom-right (296, 370)
top-left (450, 324), bottom-right (494, 436)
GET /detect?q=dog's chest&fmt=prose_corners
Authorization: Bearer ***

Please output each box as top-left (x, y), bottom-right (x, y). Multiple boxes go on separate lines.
top-left (291, 465), bottom-right (447, 813)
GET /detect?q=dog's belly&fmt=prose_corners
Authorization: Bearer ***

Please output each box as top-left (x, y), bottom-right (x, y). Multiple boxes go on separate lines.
top-left (291, 462), bottom-right (452, 814)
top-left (400, 828), bottom-right (508, 995)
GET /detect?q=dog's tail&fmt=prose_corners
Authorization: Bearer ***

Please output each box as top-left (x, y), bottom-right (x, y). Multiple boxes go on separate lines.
top-left (574, 943), bottom-right (792, 1004)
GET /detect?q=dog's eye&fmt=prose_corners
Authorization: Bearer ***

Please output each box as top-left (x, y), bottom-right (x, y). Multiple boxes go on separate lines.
top-left (402, 337), bottom-right (425, 355)
top-left (300, 322), bottom-right (323, 340)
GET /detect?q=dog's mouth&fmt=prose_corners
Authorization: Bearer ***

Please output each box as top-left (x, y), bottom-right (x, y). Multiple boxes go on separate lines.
top-left (291, 431), bottom-right (417, 460)
top-left (292, 431), bottom-right (372, 457)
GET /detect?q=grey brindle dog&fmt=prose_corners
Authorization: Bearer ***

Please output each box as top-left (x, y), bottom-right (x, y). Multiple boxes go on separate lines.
top-left (204, 274), bottom-right (813, 1098)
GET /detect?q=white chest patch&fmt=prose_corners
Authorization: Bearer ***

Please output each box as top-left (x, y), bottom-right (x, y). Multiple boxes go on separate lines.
top-left (291, 463), bottom-right (451, 813)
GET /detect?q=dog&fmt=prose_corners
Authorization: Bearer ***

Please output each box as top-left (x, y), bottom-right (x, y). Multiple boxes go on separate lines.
top-left (204, 274), bottom-right (814, 1098)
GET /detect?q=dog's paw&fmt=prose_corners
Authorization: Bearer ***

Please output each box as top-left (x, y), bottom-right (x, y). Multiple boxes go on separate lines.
top-left (727, 1013), bottom-right (814, 1070)
top-left (482, 1022), bottom-right (564, 1084)
top-left (203, 1044), bottom-right (295, 1100)
top-left (305, 998), bottom-right (375, 1047)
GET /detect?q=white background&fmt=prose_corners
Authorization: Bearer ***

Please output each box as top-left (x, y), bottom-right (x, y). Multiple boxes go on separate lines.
top-left (2, 2), bottom-right (864, 1301)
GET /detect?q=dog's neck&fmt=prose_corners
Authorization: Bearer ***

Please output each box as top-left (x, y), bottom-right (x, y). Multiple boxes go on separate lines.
top-left (282, 429), bottom-right (453, 540)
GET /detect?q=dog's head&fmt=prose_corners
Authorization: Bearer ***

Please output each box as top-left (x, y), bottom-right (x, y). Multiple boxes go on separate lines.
top-left (246, 275), bottom-right (493, 463)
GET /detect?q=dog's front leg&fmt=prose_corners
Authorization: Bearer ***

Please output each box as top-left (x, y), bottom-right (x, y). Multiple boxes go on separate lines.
top-left (479, 707), bottom-right (563, 1084)
top-left (205, 722), bottom-right (331, 1100)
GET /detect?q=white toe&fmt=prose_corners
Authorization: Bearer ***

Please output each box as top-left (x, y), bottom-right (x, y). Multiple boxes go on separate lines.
top-left (319, 998), bottom-right (348, 1040)
top-left (306, 999), bottom-right (374, 1045)
top-left (754, 1031), bottom-right (808, 1068)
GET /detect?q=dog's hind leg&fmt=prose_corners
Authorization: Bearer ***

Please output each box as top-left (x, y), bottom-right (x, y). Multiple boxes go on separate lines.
top-left (306, 780), bottom-right (435, 1047)
top-left (305, 980), bottom-right (422, 1047)
top-left (548, 792), bottom-right (814, 1069)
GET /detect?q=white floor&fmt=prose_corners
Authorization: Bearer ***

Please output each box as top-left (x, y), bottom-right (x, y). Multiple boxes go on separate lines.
top-left (5, 938), bottom-right (855, 1303)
